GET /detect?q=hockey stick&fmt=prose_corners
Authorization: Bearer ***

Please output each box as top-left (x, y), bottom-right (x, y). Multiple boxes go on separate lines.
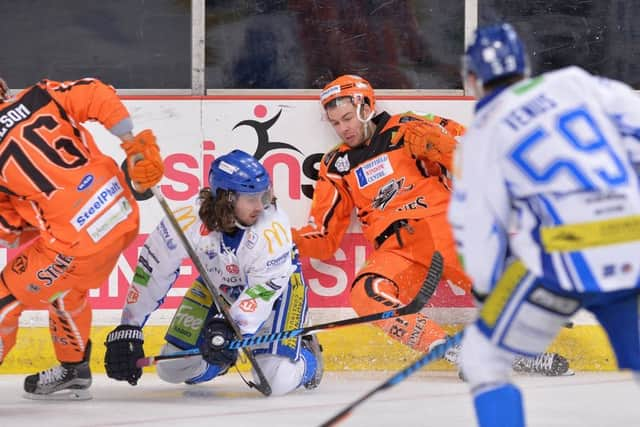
top-left (319, 331), bottom-right (464, 427)
top-left (136, 251), bottom-right (444, 367)
top-left (150, 186), bottom-right (273, 396)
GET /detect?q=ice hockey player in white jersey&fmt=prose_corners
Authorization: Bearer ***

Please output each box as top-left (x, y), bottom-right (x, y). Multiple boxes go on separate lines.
top-left (104, 149), bottom-right (323, 396)
top-left (450, 23), bottom-right (640, 426)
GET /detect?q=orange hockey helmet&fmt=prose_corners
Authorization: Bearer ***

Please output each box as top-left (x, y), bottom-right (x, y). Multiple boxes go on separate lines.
top-left (320, 75), bottom-right (376, 112)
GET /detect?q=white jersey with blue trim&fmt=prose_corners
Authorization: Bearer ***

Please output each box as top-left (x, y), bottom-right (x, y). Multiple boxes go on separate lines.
top-left (121, 197), bottom-right (296, 335)
top-left (450, 66), bottom-right (640, 295)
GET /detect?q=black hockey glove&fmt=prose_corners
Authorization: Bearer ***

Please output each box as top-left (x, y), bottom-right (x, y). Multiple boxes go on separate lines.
top-left (105, 325), bottom-right (145, 386)
top-left (199, 315), bottom-right (239, 367)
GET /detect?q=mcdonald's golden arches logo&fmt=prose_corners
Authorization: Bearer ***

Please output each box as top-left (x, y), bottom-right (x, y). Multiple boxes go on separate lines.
top-left (172, 205), bottom-right (197, 231)
top-left (263, 221), bottom-right (289, 254)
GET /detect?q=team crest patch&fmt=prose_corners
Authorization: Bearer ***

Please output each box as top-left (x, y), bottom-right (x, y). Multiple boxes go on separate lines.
top-left (373, 177), bottom-right (413, 210)
top-left (355, 154), bottom-right (393, 188)
top-left (335, 154), bottom-right (350, 172)
top-left (245, 231), bottom-right (258, 249)
top-left (12, 255), bottom-right (28, 274)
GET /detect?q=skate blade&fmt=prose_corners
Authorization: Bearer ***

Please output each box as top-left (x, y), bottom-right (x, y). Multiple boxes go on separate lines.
top-left (560, 369), bottom-right (575, 376)
top-left (23, 389), bottom-right (92, 401)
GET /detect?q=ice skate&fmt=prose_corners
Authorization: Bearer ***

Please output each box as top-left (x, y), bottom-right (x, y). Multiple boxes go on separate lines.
top-left (512, 352), bottom-right (573, 376)
top-left (23, 342), bottom-right (92, 400)
top-left (442, 342), bottom-right (461, 365)
top-left (301, 334), bottom-right (324, 390)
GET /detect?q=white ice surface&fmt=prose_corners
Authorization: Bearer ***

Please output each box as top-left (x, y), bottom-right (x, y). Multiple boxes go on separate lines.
top-left (0, 371), bottom-right (638, 426)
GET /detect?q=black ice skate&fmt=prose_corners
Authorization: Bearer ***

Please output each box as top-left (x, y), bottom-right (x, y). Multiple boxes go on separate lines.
top-left (23, 341), bottom-right (92, 400)
top-left (512, 352), bottom-right (573, 376)
top-left (443, 344), bottom-right (573, 380)
top-left (302, 334), bottom-right (324, 390)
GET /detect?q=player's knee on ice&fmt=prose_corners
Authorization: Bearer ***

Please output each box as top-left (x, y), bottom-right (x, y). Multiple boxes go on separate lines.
top-left (254, 354), bottom-right (308, 396)
top-left (156, 342), bottom-right (322, 394)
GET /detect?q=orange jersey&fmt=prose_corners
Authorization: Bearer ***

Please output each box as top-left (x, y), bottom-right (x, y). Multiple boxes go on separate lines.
top-left (0, 78), bottom-right (139, 255)
top-left (293, 112), bottom-right (465, 259)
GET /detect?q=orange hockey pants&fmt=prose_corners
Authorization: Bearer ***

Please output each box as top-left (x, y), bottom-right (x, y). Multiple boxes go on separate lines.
top-left (0, 229), bottom-right (136, 364)
top-left (350, 215), bottom-right (471, 352)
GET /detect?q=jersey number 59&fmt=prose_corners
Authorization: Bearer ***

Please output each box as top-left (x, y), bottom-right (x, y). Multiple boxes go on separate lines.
top-left (510, 107), bottom-right (628, 189)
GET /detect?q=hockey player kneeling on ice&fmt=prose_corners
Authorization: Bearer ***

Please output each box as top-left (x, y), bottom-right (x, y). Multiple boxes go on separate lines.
top-left (104, 149), bottom-right (323, 396)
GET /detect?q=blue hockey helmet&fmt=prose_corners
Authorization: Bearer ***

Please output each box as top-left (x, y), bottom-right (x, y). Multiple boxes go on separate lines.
top-left (462, 23), bottom-right (530, 96)
top-left (208, 149), bottom-right (270, 195)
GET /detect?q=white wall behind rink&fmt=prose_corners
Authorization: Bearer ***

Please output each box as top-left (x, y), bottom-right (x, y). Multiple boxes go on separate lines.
top-left (87, 96), bottom-right (476, 231)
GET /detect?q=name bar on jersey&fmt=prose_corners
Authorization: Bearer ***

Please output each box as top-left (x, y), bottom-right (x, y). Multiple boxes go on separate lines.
top-left (0, 104), bottom-right (32, 139)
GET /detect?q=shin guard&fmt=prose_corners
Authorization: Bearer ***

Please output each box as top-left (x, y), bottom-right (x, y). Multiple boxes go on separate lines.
top-left (49, 292), bottom-right (91, 363)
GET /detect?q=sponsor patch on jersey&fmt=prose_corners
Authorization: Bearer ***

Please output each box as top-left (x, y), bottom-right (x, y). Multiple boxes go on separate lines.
top-left (167, 300), bottom-right (208, 346)
top-left (71, 177), bottom-right (124, 230)
top-left (36, 254), bottom-right (74, 287)
top-left (226, 264), bottom-right (239, 274)
top-left (132, 266), bottom-right (151, 287)
top-left (87, 197), bottom-right (133, 242)
top-left (246, 284), bottom-right (276, 301)
top-left (266, 251), bottom-right (289, 268)
top-left (138, 256), bottom-right (153, 274)
top-left (355, 154), bottom-right (393, 188)
top-left (186, 281), bottom-right (213, 307)
top-left (220, 284), bottom-right (243, 301)
top-left (239, 298), bottom-right (257, 313)
top-left (76, 174), bottom-right (94, 191)
top-left (126, 286), bottom-right (140, 304)
top-left (158, 221), bottom-right (178, 250)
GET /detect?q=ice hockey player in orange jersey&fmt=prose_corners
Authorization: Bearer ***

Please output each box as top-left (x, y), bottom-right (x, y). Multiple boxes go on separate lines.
top-left (292, 74), bottom-right (471, 354)
top-left (0, 77), bottom-right (164, 399)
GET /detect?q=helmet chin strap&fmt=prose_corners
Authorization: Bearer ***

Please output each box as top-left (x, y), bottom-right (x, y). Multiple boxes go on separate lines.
top-left (356, 103), bottom-right (375, 141)
top-left (234, 220), bottom-right (250, 230)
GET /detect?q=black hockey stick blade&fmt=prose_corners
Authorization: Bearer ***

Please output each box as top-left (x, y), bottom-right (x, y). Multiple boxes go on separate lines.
top-left (137, 251), bottom-right (444, 367)
top-left (150, 187), bottom-right (272, 396)
top-left (319, 331), bottom-right (464, 427)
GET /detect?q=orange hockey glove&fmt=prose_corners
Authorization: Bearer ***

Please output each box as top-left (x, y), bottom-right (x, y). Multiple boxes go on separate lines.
top-left (393, 119), bottom-right (457, 170)
top-left (120, 129), bottom-right (164, 192)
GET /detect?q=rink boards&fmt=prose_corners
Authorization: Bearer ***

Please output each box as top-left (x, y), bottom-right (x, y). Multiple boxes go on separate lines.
top-left (4, 308), bottom-right (616, 373)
